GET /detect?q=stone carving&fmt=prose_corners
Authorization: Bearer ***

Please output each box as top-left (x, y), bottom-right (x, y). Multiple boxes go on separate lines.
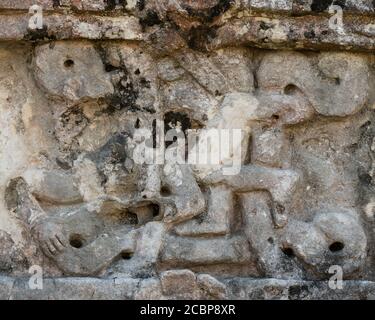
top-left (0, 0), bottom-right (374, 300)
top-left (3, 45), bottom-right (371, 280)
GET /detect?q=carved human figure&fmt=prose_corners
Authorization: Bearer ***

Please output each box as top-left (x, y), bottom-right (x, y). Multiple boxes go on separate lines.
top-left (239, 51), bottom-right (370, 277)
top-left (6, 177), bottom-right (172, 276)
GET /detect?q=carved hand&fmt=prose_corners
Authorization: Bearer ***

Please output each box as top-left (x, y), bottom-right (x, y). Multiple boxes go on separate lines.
top-left (32, 217), bottom-right (68, 258)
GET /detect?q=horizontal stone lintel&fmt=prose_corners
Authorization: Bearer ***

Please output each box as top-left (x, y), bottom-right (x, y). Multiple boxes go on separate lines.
top-left (1, 276), bottom-right (375, 300)
top-left (0, 10), bottom-right (374, 53)
top-left (0, 1), bottom-right (375, 15)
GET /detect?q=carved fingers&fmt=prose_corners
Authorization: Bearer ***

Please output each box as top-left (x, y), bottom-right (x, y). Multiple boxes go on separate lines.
top-left (34, 218), bottom-right (68, 258)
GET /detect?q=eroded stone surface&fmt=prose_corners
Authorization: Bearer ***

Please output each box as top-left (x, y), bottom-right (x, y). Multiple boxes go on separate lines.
top-left (0, 0), bottom-right (375, 300)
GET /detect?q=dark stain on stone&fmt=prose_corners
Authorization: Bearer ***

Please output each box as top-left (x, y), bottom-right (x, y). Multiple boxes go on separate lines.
top-left (304, 30), bottom-right (316, 39)
top-left (288, 285), bottom-right (309, 300)
top-left (209, 0), bottom-right (234, 20)
top-left (186, 25), bottom-right (217, 51)
top-left (359, 172), bottom-right (373, 187)
top-left (260, 21), bottom-right (272, 30)
top-left (139, 77), bottom-right (151, 89)
top-left (164, 111), bottom-right (191, 135)
top-left (60, 106), bottom-right (87, 128)
top-left (136, 0), bottom-right (146, 11)
top-left (53, 0), bottom-right (61, 8)
top-left (311, 0), bottom-right (346, 12)
top-left (87, 132), bottom-right (130, 182)
top-left (23, 25), bottom-right (56, 42)
top-left (184, 0), bottom-right (234, 23)
top-left (164, 111), bottom-right (191, 149)
top-left (105, 75), bottom-right (140, 114)
top-left (95, 44), bottom-right (154, 114)
top-left (334, 0), bottom-right (347, 9)
top-left (105, 0), bottom-right (127, 11)
top-left (56, 157), bottom-right (72, 170)
top-left (139, 10), bottom-right (162, 31)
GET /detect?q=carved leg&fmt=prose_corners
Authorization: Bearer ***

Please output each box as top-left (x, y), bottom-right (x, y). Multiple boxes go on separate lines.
top-left (53, 229), bottom-right (138, 276)
top-left (239, 192), bottom-right (283, 277)
top-left (162, 163), bottom-right (206, 224)
top-left (203, 165), bottom-right (301, 227)
top-left (113, 222), bottom-right (166, 278)
top-left (174, 185), bottom-right (232, 236)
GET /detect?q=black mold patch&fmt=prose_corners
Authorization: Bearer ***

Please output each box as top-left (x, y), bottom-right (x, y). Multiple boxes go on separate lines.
top-left (23, 25), bottom-right (56, 42)
top-left (164, 112), bottom-right (191, 135)
top-left (311, 0), bottom-right (346, 12)
top-left (164, 112), bottom-right (191, 149)
top-left (139, 10), bottom-right (162, 31)
top-left (184, 0), bottom-right (234, 23)
top-left (136, 0), bottom-right (146, 11)
top-left (105, 0), bottom-right (127, 11)
top-left (94, 44), bottom-right (154, 114)
top-left (139, 77), bottom-right (151, 89)
top-left (105, 76), bottom-right (140, 114)
top-left (208, 0), bottom-right (234, 20)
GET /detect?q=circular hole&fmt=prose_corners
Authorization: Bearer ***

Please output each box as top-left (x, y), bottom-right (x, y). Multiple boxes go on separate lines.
top-left (282, 247), bottom-right (295, 257)
top-left (267, 237), bottom-right (274, 244)
top-left (284, 84), bottom-right (298, 95)
top-left (69, 234), bottom-right (84, 249)
top-left (271, 114), bottom-right (280, 121)
top-left (64, 59), bottom-right (75, 68)
top-left (329, 241), bottom-right (345, 253)
top-left (121, 251), bottom-right (133, 260)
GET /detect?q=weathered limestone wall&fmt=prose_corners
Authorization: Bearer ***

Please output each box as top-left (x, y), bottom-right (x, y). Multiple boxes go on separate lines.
top-left (0, 0), bottom-right (375, 300)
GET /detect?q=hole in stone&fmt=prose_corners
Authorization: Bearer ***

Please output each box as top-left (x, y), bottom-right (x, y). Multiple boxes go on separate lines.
top-left (105, 63), bottom-right (117, 72)
top-left (329, 241), bottom-right (345, 252)
top-left (69, 234), bottom-right (84, 249)
top-left (161, 186), bottom-right (171, 196)
top-left (135, 118), bottom-right (140, 129)
top-left (121, 251), bottom-right (133, 260)
top-left (121, 211), bottom-right (139, 225)
top-left (284, 84), bottom-right (298, 95)
top-left (282, 247), bottom-right (295, 257)
top-left (272, 114), bottom-right (280, 121)
top-left (268, 237), bottom-right (274, 244)
top-left (150, 203), bottom-right (160, 217)
top-left (64, 59), bottom-right (75, 68)
top-left (334, 77), bottom-right (341, 85)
